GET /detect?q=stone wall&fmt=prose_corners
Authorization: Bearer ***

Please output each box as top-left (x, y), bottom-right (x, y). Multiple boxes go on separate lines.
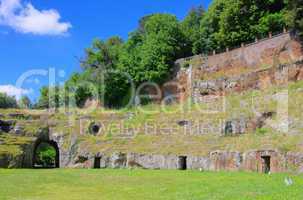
top-left (172, 32), bottom-right (303, 103)
top-left (242, 150), bottom-right (286, 173)
top-left (210, 151), bottom-right (242, 171)
top-left (201, 33), bottom-right (301, 76)
top-left (2, 131), bottom-right (303, 173)
top-left (0, 142), bottom-right (35, 168)
top-left (65, 150), bottom-right (303, 173)
top-left (192, 61), bottom-right (303, 103)
top-left (162, 66), bottom-right (192, 103)
top-left (127, 153), bottom-right (180, 169)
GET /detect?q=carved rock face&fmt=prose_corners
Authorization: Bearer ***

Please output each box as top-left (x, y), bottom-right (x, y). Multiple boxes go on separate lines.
top-left (223, 119), bottom-right (247, 136)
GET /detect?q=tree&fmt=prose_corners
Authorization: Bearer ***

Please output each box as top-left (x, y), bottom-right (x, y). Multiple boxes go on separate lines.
top-left (138, 14), bottom-right (155, 34)
top-left (78, 36), bottom-right (131, 108)
top-left (257, 13), bottom-right (286, 36)
top-left (67, 37), bottom-right (130, 108)
top-left (18, 96), bottom-right (31, 109)
top-left (198, 0), bottom-right (287, 52)
top-left (0, 93), bottom-right (17, 109)
top-left (35, 87), bottom-right (49, 109)
top-left (118, 31), bottom-right (144, 84)
top-left (35, 86), bottom-right (61, 109)
top-left (121, 14), bottom-right (187, 84)
top-left (181, 6), bottom-right (205, 55)
top-left (35, 142), bottom-right (56, 168)
top-left (82, 36), bottom-right (123, 70)
top-left (43, 1), bottom-right (291, 109)
top-left (199, 0), bottom-right (226, 53)
top-left (285, 0), bottom-right (303, 39)
top-left (64, 72), bottom-right (94, 108)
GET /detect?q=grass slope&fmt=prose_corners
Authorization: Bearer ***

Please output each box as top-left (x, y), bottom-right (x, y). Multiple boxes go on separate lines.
top-left (1, 80), bottom-right (303, 156)
top-left (0, 169), bottom-right (302, 200)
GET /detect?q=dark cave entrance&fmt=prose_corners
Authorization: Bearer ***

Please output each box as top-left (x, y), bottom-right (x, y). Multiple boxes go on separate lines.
top-left (261, 156), bottom-right (271, 174)
top-left (33, 140), bottom-right (60, 168)
top-left (178, 156), bottom-right (187, 170)
top-left (88, 122), bottom-right (102, 136)
top-left (94, 157), bottom-right (101, 169)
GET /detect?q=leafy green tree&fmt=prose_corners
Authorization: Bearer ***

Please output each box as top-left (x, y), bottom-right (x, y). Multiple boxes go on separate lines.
top-left (198, 0), bottom-right (226, 53)
top-left (41, 1), bottom-right (292, 109)
top-left (82, 36), bottom-right (123, 70)
top-left (35, 142), bottom-right (56, 168)
top-left (181, 6), bottom-right (205, 55)
top-left (285, 0), bottom-right (303, 39)
top-left (35, 87), bottom-right (49, 109)
top-left (71, 35), bottom-right (131, 108)
top-left (35, 86), bottom-right (61, 109)
top-left (118, 31), bottom-right (144, 84)
top-left (138, 14), bottom-right (155, 34)
top-left (0, 93), bottom-right (17, 109)
top-left (64, 72), bottom-right (93, 108)
top-left (18, 96), bottom-right (31, 109)
top-left (121, 14), bottom-right (187, 84)
top-left (257, 13), bottom-right (286, 35)
top-left (199, 0), bottom-right (287, 52)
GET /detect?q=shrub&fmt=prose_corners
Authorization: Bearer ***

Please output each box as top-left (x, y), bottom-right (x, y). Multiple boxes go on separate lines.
top-left (35, 143), bottom-right (56, 168)
top-left (0, 93), bottom-right (17, 109)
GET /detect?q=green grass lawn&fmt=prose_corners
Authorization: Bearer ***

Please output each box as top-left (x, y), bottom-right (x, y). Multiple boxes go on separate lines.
top-left (0, 170), bottom-right (302, 200)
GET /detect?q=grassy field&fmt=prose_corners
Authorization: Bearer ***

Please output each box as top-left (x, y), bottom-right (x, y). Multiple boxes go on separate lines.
top-left (0, 169), bottom-right (302, 200)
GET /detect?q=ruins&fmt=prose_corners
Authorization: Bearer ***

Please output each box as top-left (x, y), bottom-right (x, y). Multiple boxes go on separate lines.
top-left (1, 31), bottom-right (303, 174)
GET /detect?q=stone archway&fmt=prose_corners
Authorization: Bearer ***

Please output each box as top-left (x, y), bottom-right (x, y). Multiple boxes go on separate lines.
top-left (33, 139), bottom-right (60, 168)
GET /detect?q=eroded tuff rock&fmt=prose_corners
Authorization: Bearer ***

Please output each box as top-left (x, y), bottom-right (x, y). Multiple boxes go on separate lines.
top-left (0, 154), bottom-right (23, 168)
top-left (187, 155), bottom-right (210, 170)
top-left (223, 119), bottom-right (247, 136)
top-left (0, 113), bottom-right (297, 172)
top-left (2, 128), bottom-right (303, 173)
top-left (126, 153), bottom-right (180, 170)
top-left (0, 142), bottom-right (34, 168)
top-left (210, 151), bottom-right (242, 171)
top-left (1, 117), bottom-right (302, 173)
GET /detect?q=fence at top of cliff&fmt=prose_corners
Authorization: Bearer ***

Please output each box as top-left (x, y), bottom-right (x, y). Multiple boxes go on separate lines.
top-left (175, 28), bottom-right (290, 65)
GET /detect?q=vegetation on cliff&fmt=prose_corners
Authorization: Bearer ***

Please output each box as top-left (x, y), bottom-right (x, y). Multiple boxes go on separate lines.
top-left (1, 79), bottom-right (303, 157)
top-left (34, 0), bottom-right (295, 109)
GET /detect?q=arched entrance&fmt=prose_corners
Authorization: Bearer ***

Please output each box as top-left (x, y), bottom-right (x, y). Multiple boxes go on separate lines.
top-left (33, 140), bottom-right (60, 168)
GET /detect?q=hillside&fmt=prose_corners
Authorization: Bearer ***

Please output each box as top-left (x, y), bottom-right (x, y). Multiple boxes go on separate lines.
top-left (0, 78), bottom-right (303, 170)
top-left (1, 32), bottom-right (303, 173)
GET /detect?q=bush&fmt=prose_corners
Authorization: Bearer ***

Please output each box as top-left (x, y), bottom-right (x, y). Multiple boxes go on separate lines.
top-left (35, 143), bottom-right (56, 168)
top-left (18, 96), bottom-right (31, 109)
top-left (0, 93), bottom-right (17, 109)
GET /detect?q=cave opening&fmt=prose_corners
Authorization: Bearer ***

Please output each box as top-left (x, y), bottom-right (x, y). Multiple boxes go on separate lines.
top-left (261, 156), bottom-right (271, 174)
top-left (33, 140), bottom-right (59, 169)
top-left (94, 157), bottom-right (101, 169)
top-left (89, 122), bottom-right (101, 136)
top-left (178, 156), bottom-right (187, 170)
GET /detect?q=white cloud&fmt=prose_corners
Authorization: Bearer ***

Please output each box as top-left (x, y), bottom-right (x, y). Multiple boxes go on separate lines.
top-left (0, 85), bottom-right (32, 100)
top-left (0, 0), bottom-right (71, 35)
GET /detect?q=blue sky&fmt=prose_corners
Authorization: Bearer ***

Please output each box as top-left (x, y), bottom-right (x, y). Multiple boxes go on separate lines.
top-left (0, 0), bottom-right (211, 101)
